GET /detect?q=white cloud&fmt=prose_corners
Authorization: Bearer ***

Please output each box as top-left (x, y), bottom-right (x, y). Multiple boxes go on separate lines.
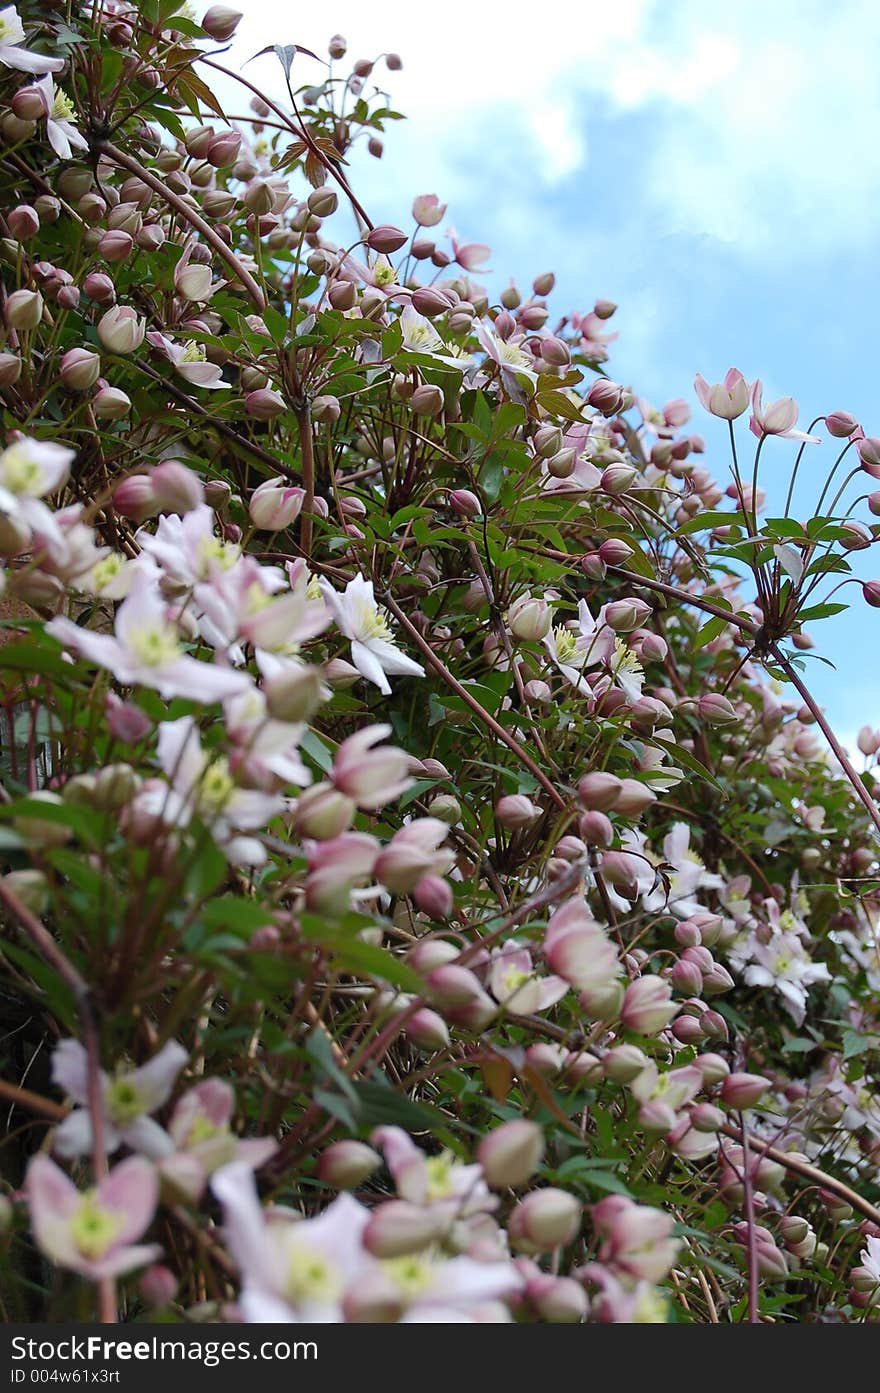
top-left (216, 0), bottom-right (880, 261)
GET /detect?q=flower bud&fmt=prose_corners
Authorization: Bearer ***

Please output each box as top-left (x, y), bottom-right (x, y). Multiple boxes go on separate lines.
top-left (83, 271), bottom-right (116, 305)
top-left (98, 306), bottom-right (145, 354)
top-left (328, 34), bottom-right (347, 58)
top-left (60, 347), bottom-right (101, 392)
top-left (601, 462), bottom-right (638, 494)
top-left (577, 810), bottom-right (613, 846)
top-left (364, 1201), bottom-right (447, 1257)
top-left (594, 299), bottom-right (617, 320)
top-left (292, 782), bottom-right (355, 839)
top-left (576, 772), bottom-right (622, 811)
top-left (367, 224), bottom-right (407, 254)
top-left (604, 598), bottom-right (651, 632)
top-left (603, 1044), bottom-right (649, 1083)
top-left (621, 976), bottom-right (677, 1035)
top-left (8, 205), bottom-right (39, 241)
top-left (547, 447), bottom-right (576, 478)
top-left (495, 794), bottom-right (541, 829)
top-left (1, 869), bottom-right (49, 915)
top-left (105, 693), bottom-right (151, 743)
top-left (113, 474), bottom-right (157, 521)
top-left (6, 289), bottom-right (42, 330)
top-left (862, 580), bottom-right (880, 608)
top-left (533, 272), bottom-right (555, 296)
top-left (139, 1265), bottom-right (178, 1310)
top-left (507, 593), bottom-right (552, 641)
top-left (448, 488), bottom-right (481, 518)
top-left (410, 383), bottom-right (444, 416)
top-left (697, 692), bottom-right (738, 726)
top-left (478, 1120), bottom-right (545, 1189)
top-left (0, 352), bottom-right (21, 387)
top-left (534, 425), bottom-right (563, 458)
top-left (98, 229), bottom-right (133, 263)
top-left (318, 1140), bottom-right (381, 1188)
top-left (93, 387), bottom-right (131, 419)
top-left (202, 6), bottom-right (243, 41)
top-left (825, 410), bottom-right (858, 438)
top-left (588, 379), bottom-right (626, 416)
top-left (509, 1189), bottom-right (581, 1252)
top-left (721, 1072), bottom-right (771, 1108)
top-left (14, 792), bottom-right (72, 848)
top-left (151, 461), bottom-right (204, 515)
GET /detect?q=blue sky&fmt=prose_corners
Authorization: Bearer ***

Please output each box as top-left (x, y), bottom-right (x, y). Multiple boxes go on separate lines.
top-left (221, 1), bottom-right (880, 743)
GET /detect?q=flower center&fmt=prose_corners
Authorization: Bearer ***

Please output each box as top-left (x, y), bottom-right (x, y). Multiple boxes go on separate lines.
top-left (106, 1076), bottom-right (143, 1125)
top-left (197, 534), bottom-right (239, 575)
top-left (180, 340), bottom-right (206, 364)
top-left (497, 340), bottom-right (532, 369)
top-left (424, 1152), bottom-right (455, 1201)
top-left (70, 1194), bottom-right (121, 1260)
top-left (405, 322), bottom-right (439, 352)
top-left (384, 1254), bottom-right (433, 1296)
top-left (285, 1245), bottom-right (341, 1304)
top-left (501, 966), bottom-right (530, 997)
top-left (197, 758), bottom-right (235, 815)
top-left (553, 626), bottom-right (578, 664)
top-left (52, 91), bottom-right (75, 121)
top-left (352, 597), bottom-right (394, 643)
top-left (1, 443), bottom-right (42, 495)
top-left (129, 623), bottom-right (181, 667)
top-left (372, 257), bottom-right (395, 287)
top-left (612, 638), bottom-right (643, 677)
top-left (91, 553), bottom-right (125, 592)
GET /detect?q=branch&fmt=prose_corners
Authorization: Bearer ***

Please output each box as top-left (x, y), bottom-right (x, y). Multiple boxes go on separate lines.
top-left (719, 1120), bottom-right (880, 1227)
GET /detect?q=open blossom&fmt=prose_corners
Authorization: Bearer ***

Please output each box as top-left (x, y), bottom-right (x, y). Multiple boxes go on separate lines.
top-left (399, 304), bottom-right (473, 373)
top-left (643, 822), bottom-right (723, 918)
top-left (0, 7), bottom-right (64, 72)
top-left (488, 941), bottom-right (568, 1016)
top-left (0, 435), bottom-right (73, 549)
top-left (47, 573), bottom-right (251, 703)
top-left (51, 1038), bottom-right (186, 1161)
top-left (319, 573), bottom-right (424, 695)
top-left (742, 928), bottom-right (830, 1025)
top-left (475, 319), bottom-right (538, 394)
top-left (26, 1155), bottom-right (161, 1280)
top-left (749, 379), bottom-right (821, 443)
top-left (159, 1080), bottom-right (276, 1200)
top-left (138, 504), bottom-right (240, 588)
top-left (592, 1196), bottom-right (680, 1286)
top-left (694, 368), bottom-right (750, 420)
top-left (148, 715), bottom-right (285, 864)
top-left (148, 332), bottom-right (228, 389)
top-left (371, 1126), bottom-right (496, 1221)
top-left (374, 818), bottom-right (455, 893)
top-left (212, 1162), bottom-right (374, 1322)
top-left (544, 898), bottom-right (620, 1000)
top-left (29, 74), bottom-right (87, 159)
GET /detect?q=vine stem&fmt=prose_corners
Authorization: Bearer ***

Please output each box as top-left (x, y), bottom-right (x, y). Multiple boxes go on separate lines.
top-left (768, 641), bottom-right (880, 839)
top-left (738, 1115), bottom-right (760, 1323)
top-left (296, 402), bottom-right (315, 559)
top-left (719, 1120), bottom-right (880, 1227)
top-left (96, 141), bottom-right (266, 311)
top-left (0, 879), bottom-right (116, 1323)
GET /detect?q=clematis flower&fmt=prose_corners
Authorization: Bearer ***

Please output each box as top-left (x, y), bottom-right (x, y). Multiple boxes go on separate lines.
top-left (487, 940), bottom-right (567, 1016)
top-left (693, 368), bottom-right (750, 420)
top-left (0, 7), bottom-right (64, 73)
top-left (371, 1126), bottom-right (496, 1221)
top-left (358, 1249), bottom-right (522, 1322)
top-left (643, 822), bottom-right (724, 918)
top-left (26, 1154), bottom-right (161, 1280)
top-left (47, 574), bottom-right (252, 703)
top-left (319, 573), bottom-right (424, 695)
top-left (399, 305), bottom-right (474, 373)
top-left (212, 1161), bottom-right (374, 1322)
top-left (223, 687), bottom-right (311, 790)
top-left (742, 929), bottom-right (830, 1025)
top-left (0, 435), bottom-right (74, 549)
top-left (137, 504), bottom-right (240, 588)
top-left (29, 74), bottom-right (87, 159)
top-left (749, 379), bottom-right (821, 443)
top-left (449, 230), bottom-right (491, 271)
top-left (544, 898), bottom-right (620, 999)
top-left (374, 818), bottom-right (455, 894)
top-left (147, 331), bottom-right (228, 389)
top-left (592, 1195), bottom-right (680, 1286)
top-left (158, 1080), bottom-right (276, 1200)
top-left (151, 715), bottom-right (284, 864)
top-left (51, 1038), bottom-right (187, 1161)
top-left (475, 319), bottom-right (538, 396)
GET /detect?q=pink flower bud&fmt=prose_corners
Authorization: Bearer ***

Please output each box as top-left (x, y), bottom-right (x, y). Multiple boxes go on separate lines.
top-left (406, 938), bottom-right (460, 973)
top-left (403, 1006), bottom-right (450, 1050)
top-left (694, 368), bottom-right (750, 420)
top-left (697, 692), bottom-right (738, 726)
top-left (598, 538), bottom-right (633, 565)
top-left (113, 474), bottom-right (158, 521)
top-left (413, 874), bottom-right (453, 919)
top-left (518, 302), bottom-right (547, 329)
top-left (603, 1044), bottom-right (649, 1082)
top-left (547, 447), bottom-right (577, 478)
top-left (98, 229), bottom-right (133, 263)
top-left (367, 224), bottom-right (407, 253)
top-left (364, 1200), bottom-right (448, 1257)
top-left (613, 778), bottom-right (657, 817)
top-left (670, 1015), bottom-right (704, 1044)
top-left (264, 664), bottom-right (324, 724)
top-left (825, 410), bottom-right (858, 438)
top-left (478, 1120), bottom-right (545, 1189)
top-left (577, 810), bottom-right (613, 846)
top-left (0, 353), bottom-right (20, 389)
top-left (530, 1274), bottom-right (588, 1323)
top-left (98, 305), bottom-right (145, 354)
top-left (328, 34), bottom-right (347, 58)
top-left (593, 299), bottom-right (617, 320)
top-left (507, 593), bottom-right (552, 641)
top-left (577, 772), bottom-right (622, 811)
top-left (509, 1189), bottom-right (582, 1252)
top-left (541, 335), bottom-right (569, 366)
top-left (426, 963), bottom-right (486, 1008)
top-left (5, 289), bottom-right (42, 330)
top-left (588, 379), bottom-right (626, 415)
top-left (93, 387), bottom-right (131, 420)
top-left (690, 1102), bottom-right (725, 1133)
top-left (105, 693), bottom-right (151, 744)
top-left (621, 976), bottom-right (677, 1035)
top-left (243, 388), bottom-right (285, 422)
top-left (333, 728), bottom-right (410, 809)
top-left (448, 487), bottom-right (481, 518)
top-left (139, 1265), bottom-right (178, 1309)
top-left (247, 477), bottom-right (304, 531)
top-left (12, 87), bottom-right (48, 122)
top-left (410, 383), bottom-right (444, 416)
top-left (601, 461), bottom-right (637, 494)
top-left (863, 580), bottom-right (880, 608)
top-left (411, 286), bottom-right (453, 317)
top-left (721, 1072), bottom-right (771, 1108)
top-left (8, 205), bottom-right (39, 240)
top-left (202, 6), bottom-right (243, 41)
top-left (495, 794), bottom-right (541, 829)
top-left (60, 347), bottom-right (100, 392)
top-left (292, 782), bottom-right (355, 839)
top-left (671, 958), bottom-right (703, 996)
top-left (604, 598), bottom-right (651, 632)
top-left (317, 1140), bottom-right (381, 1188)
top-left (83, 271), bottom-right (116, 305)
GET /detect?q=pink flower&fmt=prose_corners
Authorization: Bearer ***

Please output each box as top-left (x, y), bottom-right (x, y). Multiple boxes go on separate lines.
top-left (47, 574), bottom-right (251, 703)
top-left (412, 194), bottom-right (447, 227)
top-left (147, 331), bottom-right (228, 390)
top-left (26, 1154), bottom-right (161, 1280)
top-left (544, 898), bottom-right (620, 997)
top-left (592, 1195), bottom-right (680, 1284)
top-left (449, 229), bottom-right (491, 271)
top-left (749, 380), bottom-right (821, 442)
top-left (159, 1080), bottom-right (276, 1200)
top-left (694, 368), bottom-right (750, 420)
top-left (332, 724), bottom-right (411, 809)
top-left (374, 818), bottom-right (455, 893)
top-left (488, 940), bottom-right (567, 1016)
top-left (29, 74), bottom-right (87, 160)
top-left (319, 574), bottom-right (424, 695)
top-left (51, 1037), bottom-right (187, 1161)
top-left (371, 1126), bottom-right (495, 1220)
top-left (212, 1161), bottom-right (373, 1322)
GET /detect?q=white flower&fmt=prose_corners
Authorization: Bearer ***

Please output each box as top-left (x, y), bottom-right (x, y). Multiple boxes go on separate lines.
top-left (475, 319), bottom-right (538, 394)
top-left (0, 436), bottom-right (74, 549)
top-left (319, 573), bottom-right (424, 695)
top-left (0, 6), bottom-right (64, 73)
top-left (147, 331), bottom-right (228, 389)
top-left (32, 74), bottom-right (87, 159)
top-left (51, 1037), bottom-right (187, 1160)
top-left (137, 504), bottom-right (240, 589)
top-left (743, 930), bottom-right (830, 1026)
top-left (47, 572), bottom-right (252, 703)
top-left (399, 304), bottom-right (474, 373)
top-left (152, 715), bottom-right (284, 865)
